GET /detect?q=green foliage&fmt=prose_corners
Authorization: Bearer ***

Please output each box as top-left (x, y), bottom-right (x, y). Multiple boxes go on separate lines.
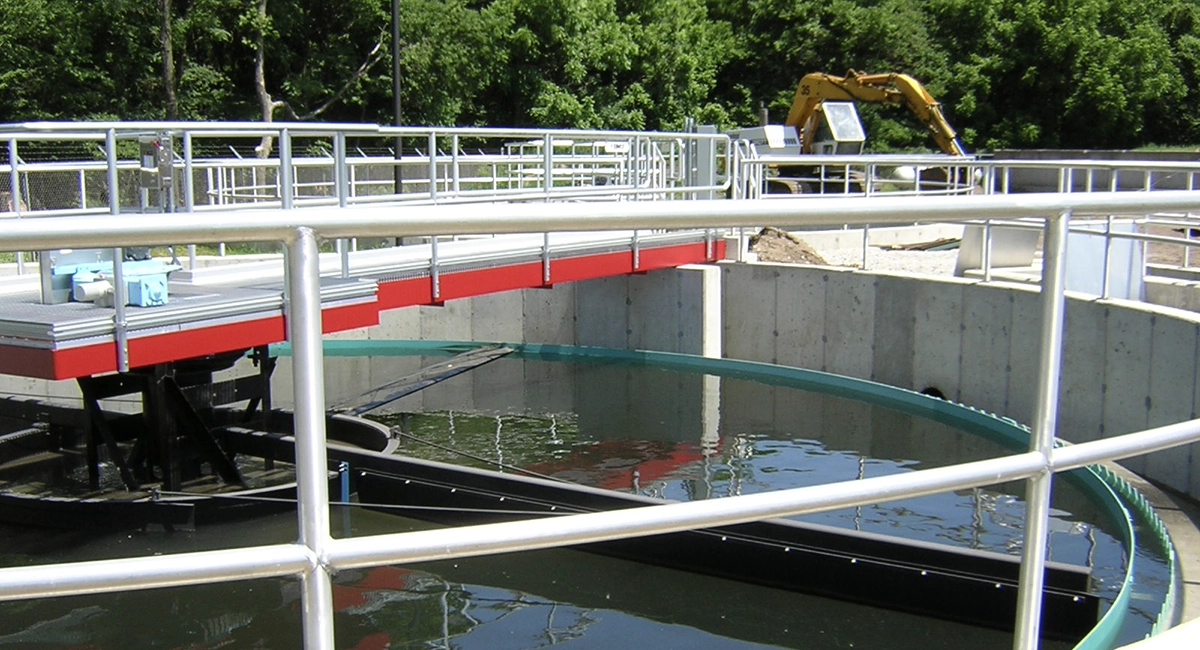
top-left (0, 0), bottom-right (1197, 149)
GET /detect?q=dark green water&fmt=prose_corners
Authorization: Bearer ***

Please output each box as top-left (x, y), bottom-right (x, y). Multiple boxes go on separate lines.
top-left (0, 352), bottom-right (1170, 649)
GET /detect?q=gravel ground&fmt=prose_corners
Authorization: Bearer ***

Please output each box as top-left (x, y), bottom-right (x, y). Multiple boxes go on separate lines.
top-left (817, 247), bottom-right (961, 276)
top-left (748, 227), bottom-right (963, 276)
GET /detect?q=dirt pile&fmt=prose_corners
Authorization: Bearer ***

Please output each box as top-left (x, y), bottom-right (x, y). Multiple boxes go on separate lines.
top-left (748, 227), bottom-right (827, 265)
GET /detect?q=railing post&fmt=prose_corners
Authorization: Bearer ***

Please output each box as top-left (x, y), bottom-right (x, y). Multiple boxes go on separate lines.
top-left (286, 226), bottom-right (336, 650)
top-left (279, 128), bottom-right (294, 210)
top-left (7, 139), bottom-right (25, 275)
top-left (105, 129), bottom-right (130, 373)
top-left (183, 131), bottom-right (197, 270)
top-left (982, 220), bottom-right (994, 282)
top-left (428, 131), bottom-right (438, 201)
top-left (334, 132), bottom-right (350, 278)
top-left (861, 224), bottom-right (870, 270)
top-left (452, 133), bottom-right (461, 196)
top-left (543, 133), bottom-right (553, 201)
top-left (1012, 210), bottom-right (1071, 650)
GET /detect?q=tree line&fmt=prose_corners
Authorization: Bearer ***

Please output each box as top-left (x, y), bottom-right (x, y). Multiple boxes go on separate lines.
top-left (1, 0), bottom-right (1197, 152)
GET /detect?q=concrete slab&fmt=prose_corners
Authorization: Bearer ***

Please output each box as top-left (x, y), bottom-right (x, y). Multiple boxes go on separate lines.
top-left (773, 265), bottom-right (827, 370)
top-left (912, 279), bottom-right (965, 401)
top-left (822, 269), bottom-right (876, 379)
top-left (576, 276), bottom-right (631, 349)
top-left (676, 265), bottom-right (721, 358)
top-left (1006, 287), bottom-right (1043, 427)
top-left (470, 290), bottom-right (524, 343)
top-left (870, 274), bottom-right (916, 389)
top-left (959, 284), bottom-right (1014, 417)
top-left (419, 300), bottom-right (473, 342)
top-left (371, 304), bottom-right (420, 340)
top-left (1145, 316), bottom-right (1198, 493)
top-left (721, 264), bottom-right (779, 365)
top-left (1104, 300), bottom-right (1154, 475)
top-left (522, 284), bottom-right (576, 345)
top-left (628, 269), bottom-right (682, 353)
top-left (1060, 299), bottom-right (1108, 443)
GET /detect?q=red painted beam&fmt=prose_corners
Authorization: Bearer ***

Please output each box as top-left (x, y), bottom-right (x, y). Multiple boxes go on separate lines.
top-left (1, 240), bottom-right (720, 380)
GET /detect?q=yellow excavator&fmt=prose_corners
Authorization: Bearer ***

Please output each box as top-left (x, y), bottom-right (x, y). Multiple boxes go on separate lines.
top-left (730, 70), bottom-right (967, 194)
top-left (785, 69), bottom-right (966, 156)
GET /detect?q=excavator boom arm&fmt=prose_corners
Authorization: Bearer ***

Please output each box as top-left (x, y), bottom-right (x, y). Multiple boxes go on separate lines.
top-left (784, 70), bottom-right (966, 156)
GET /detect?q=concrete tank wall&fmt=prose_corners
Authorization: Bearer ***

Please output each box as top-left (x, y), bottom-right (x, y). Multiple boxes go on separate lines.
top-left (721, 261), bottom-right (1200, 502)
top-left (273, 264), bottom-right (722, 411)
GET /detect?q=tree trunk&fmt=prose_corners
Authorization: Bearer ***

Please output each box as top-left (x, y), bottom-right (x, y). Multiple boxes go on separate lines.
top-left (254, 0), bottom-right (276, 158)
top-left (160, 0), bottom-right (177, 120)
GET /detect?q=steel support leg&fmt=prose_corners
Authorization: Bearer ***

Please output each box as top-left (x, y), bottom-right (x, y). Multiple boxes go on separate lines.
top-left (286, 227), bottom-right (335, 650)
top-left (1013, 210), bottom-right (1070, 649)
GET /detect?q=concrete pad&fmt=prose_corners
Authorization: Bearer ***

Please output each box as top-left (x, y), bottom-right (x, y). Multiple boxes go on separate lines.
top-left (1006, 287), bottom-right (1043, 427)
top-left (419, 299), bottom-right (472, 342)
top-left (912, 279), bottom-right (965, 401)
top-left (1145, 316), bottom-right (1199, 493)
top-left (870, 274), bottom-right (915, 389)
top-left (721, 264), bottom-right (779, 364)
top-left (1059, 299), bottom-right (1108, 443)
top-left (628, 269), bottom-right (683, 353)
top-left (959, 284), bottom-right (1014, 417)
top-left (1104, 300), bottom-right (1154, 475)
top-left (371, 304), bottom-right (420, 340)
top-left (522, 283), bottom-right (576, 345)
top-left (470, 290), bottom-right (524, 343)
top-left (774, 265), bottom-right (827, 370)
top-left (822, 269), bottom-right (876, 379)
top-left (577, 275), bottom-right (631, 349)
top-left (676, 265), bottom-right (722, 358)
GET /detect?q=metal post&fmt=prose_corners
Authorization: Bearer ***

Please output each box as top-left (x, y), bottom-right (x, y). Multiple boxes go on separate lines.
top-left (280, 129), bottom-right (294, 210)
top-left (285, 226), bottom-right (335, 650)
top-left (982, 220), bottom-right (993, 282)
top-left (543, 133), bottom-right (553, 200)
top-left (542, 232), bottom-right (551, 284)
top-left (861, 225), bottom-right (870, 270)
top-left (1012, 210), bottom-right (1070, 650)
top-left (392, 0), bottom-right (403, 195)
top-left (430, 236), bottom-right (440, 302)
top-left (334, 133), bottom-right (349, 278)
top-left (451, 133), bottom-right (460, 195)
top-left (183, 131), bottom-right (196, 270)
top-left (427, 131), bottom-right (437, 201)
top-left (7, 139), bottom-right (25, 275)
top-left (105, 130), bottom-right (130, 373)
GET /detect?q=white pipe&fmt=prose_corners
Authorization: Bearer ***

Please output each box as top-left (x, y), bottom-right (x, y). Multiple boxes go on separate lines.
top-left (3, 192), bottom-right (1200, 253)
top-left (1013, 210), bottom-right (1071, 649)
top-left (285, 226), bottom-right (335, 649)
top-left (0, 544), bottom-right (312, 601)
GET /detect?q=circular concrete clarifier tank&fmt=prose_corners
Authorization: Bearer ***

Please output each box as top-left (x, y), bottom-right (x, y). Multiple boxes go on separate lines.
top-left (299, 339), bottom-right (1178, 650)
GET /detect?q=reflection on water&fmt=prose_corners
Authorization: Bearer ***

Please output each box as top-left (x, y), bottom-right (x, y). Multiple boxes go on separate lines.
top-left (0, 353), bottom-right (1169, 648)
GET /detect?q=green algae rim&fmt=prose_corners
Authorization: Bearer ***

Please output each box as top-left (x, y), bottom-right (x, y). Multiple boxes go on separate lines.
top-left (273, 339), bottom-right (1165, 648)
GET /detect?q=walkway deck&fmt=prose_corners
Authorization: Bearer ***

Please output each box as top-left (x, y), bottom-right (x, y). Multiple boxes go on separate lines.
top-left (0, 230), bottom-right (722, 379)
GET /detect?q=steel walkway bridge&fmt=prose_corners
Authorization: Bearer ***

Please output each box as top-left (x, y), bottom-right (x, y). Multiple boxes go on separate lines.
top-left (2, 121), bottom-right (1200, 650)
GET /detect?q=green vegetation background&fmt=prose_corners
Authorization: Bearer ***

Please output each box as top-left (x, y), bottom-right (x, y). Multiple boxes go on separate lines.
top-left (1, 0), bottom-right (1197, 152)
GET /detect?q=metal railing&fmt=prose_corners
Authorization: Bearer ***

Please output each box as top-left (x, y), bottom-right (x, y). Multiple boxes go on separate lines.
top-left (2, 190), bottom-right (1200, 649)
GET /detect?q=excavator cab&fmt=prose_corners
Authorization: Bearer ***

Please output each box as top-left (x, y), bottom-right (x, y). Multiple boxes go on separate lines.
top-left (809, 102), bottom-right (866, 155)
